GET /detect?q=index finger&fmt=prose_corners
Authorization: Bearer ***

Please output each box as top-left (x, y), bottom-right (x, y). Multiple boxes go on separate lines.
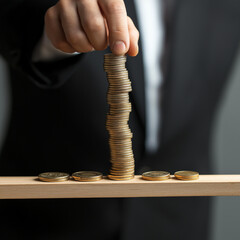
top-left (99, 0), bottom-right (129, 55)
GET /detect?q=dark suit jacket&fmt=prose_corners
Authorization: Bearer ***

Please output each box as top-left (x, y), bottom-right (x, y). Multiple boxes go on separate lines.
top-left (0, 0), bottom-right (240, 239)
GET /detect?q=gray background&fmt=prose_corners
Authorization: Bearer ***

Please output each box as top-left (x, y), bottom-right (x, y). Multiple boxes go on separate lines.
top-left (210, 45), bottom-right (240, 240)
top-left (0, 48), bottom-right (240, 239)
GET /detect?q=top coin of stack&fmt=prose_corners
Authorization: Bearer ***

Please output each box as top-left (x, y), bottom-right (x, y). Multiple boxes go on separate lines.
top-left (104, 53), bottom-right (134, 181)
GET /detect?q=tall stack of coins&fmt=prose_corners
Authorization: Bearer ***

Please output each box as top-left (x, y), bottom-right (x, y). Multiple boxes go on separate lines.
top-left (104, 53), bottom-right (134, 180)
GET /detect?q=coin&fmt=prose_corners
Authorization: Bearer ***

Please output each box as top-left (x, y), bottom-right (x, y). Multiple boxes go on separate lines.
top-left (142, 171), bottom-right (170, 181)
top-left (38, 172), bottom-right (70, 182)
top-left (174, 170), bottom-right (199, 180)
top-left (72, 171), bottom-right (103, 182)
top-left (108, 175), bottom-right (134, 181)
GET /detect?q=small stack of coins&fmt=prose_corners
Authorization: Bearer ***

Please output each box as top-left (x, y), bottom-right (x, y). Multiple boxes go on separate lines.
top-left (38, 171), bottom-right (103, 182)
top-left (104, 53), bottom-right (134, 180)
top-left (38, 172), bottom-right (70, 182)
top-left (72, 171), bottom-right (103, 182)
top-left (174, 171), bottom-right (199, 180)
top-left (142, 171), bottom-right (170, 181)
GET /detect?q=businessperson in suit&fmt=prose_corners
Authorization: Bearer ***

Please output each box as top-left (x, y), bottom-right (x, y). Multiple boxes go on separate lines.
top-left (0, 0), bottom-right (240, 239)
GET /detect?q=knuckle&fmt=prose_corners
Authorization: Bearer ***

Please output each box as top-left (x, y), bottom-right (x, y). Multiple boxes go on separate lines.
top-left (105, 1), bottom-right (125, 14)
top-left (135, 29), bottom-right (140, 39)
top-left (45, 7), bottom-right (55, 21)
top-left (127, 16), bottom-right (133, 24)
top-left (81, 46), bottom-right (93, 53)
top-left (53, 40), bottom-right (68, 51)
top-left (79, 0), bottom-right (89, 5)
top-left (84, 17), bottom-right (103, 32)
top-left (94, 42), bottom-right (107, 51)
top-left (127, 16), bottom-right (139, 37)
top-left (66, 34), bottom-right (92, 52)
top-left (78, 43), bottom-right (93, 52)
top-left (67, 34), bottom-right (80, 47)
top-left (57, 0), bottom-right (67, 10)
top-left (111, 29), bottom-right (125, 35)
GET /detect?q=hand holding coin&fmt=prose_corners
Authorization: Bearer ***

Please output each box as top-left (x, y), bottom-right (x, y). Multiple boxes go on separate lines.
top-left (44, 0), bottom-right (139, 56)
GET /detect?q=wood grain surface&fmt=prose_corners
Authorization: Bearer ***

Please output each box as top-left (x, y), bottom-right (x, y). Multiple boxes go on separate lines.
top-left (0, 175), bottom-right (240, 199)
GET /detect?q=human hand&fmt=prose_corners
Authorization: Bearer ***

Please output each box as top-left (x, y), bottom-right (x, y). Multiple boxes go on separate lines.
top-left (44, 0), bottom-right (139, 56)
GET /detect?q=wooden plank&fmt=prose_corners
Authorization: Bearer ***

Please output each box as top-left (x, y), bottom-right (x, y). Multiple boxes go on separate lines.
top-left (0, 175), bottom-right (240, 199)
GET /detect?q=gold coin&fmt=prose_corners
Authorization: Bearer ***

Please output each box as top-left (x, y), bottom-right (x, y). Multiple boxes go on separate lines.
top-left (107, 127), bottom-right (132, 132)
top-left (110, 153), bottom-right (134, 158)
top-left (108, 82), bottom-right (131, 87)
top-left (110, 143), bottom-right (133, 148)
top-left (110, 171), bottom-right (134, 175)
top-left (109, 174), bottom-right (134, 178)
top-left (108, 84), bottom-right (131, 88)
top-left (110, 165), bottom-right (135, 169)
top-left (107, 72), bottom-right (128, 76)
top-left (108, 175), bottom-right (134, 181)
top-left (111, 168), bottom-right (134, 172)
top-left (108, 79), bottom-right (130, 84)
top-left (111, 150), bottom-right (129, 153)
top-left (108, 88), bottom-right (132, 93)
top-left (111, 164), bottom-right (134, 167)
top-left (109, 139), bottom-right (132, 143)
top-left (107, 128), bottom-right (132, 135)
top-left (106, 123), bottom-right (130, 128)
top-left (109, 140), bottom-right (132, 144)
top-left (111, 160), bottom-right (134, 164)
top-left (107, 95), bottom-right (129, 99)
top-left (111, 155), bottom-right (134, 159)
top-left (110, 158), bottom-right (134, 163)
top-left (174, 170), bottom-right (199, 180)
top-left (109, 111), bottom-right (131, 114)
top-left (38, 172), bottom-right (70, 182)
top-left (109, 108), bottom-right (131, 113)
top-left (108, 90), bottom-right (132, 94)
top-left (110, 101), bottom-right (131, 106)
top-left (104, 55), bottom-right (126, 61)
top-left (110, 166), bottom-right (135, 170)
top-left (106, 116), bottom-right (129, 121)
top-left (72, 171), bottom-right (103, 182)
top-left (142, 171), bottom-right (170, 181)
top-left (110, 159), bottom-right (134, 163)
top-left (108, 84), bottom-right (131, 89)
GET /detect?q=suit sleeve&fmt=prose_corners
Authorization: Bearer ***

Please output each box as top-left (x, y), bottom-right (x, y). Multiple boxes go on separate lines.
top-left (0, 0), bottom-right (83, 88)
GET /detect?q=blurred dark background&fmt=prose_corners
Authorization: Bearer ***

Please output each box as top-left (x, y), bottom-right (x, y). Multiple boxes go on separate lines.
top-left (1, 44), bottom-right (240, 239)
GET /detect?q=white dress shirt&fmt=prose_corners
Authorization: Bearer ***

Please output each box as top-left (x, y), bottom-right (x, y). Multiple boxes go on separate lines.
top-left (33, 0), bottom-right (164, 153)
top-left (134, 0), bottom-right (164, 153)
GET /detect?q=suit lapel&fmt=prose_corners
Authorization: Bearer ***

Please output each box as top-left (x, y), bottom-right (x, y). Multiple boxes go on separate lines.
top-left (125, 0), bottom-right (146, 129)
top-left (161, 0), bottom-right (240, 145)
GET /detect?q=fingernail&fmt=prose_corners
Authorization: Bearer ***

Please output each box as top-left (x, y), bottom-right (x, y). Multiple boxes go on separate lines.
top-left (112, 41), bottom-right (126, 55)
